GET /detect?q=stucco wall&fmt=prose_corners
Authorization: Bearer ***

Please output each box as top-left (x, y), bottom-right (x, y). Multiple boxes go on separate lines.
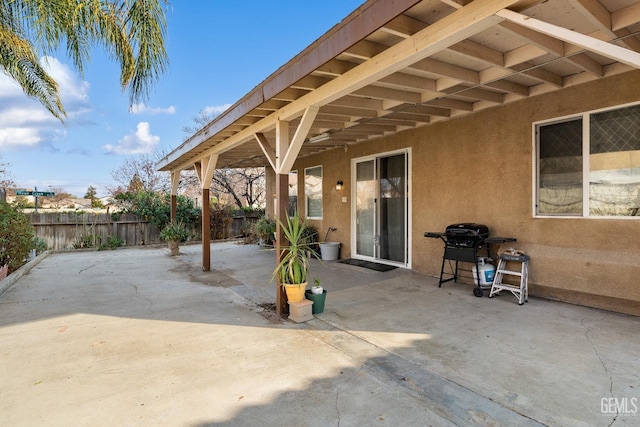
top-left (267, 70), bottom-right (640, 315)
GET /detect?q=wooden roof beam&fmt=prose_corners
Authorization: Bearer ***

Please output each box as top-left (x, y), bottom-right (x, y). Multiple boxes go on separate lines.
top-left (413, 57), bottom-right (480, 85)
top-left (448, 39), bottom-right (505, 67)
top-left (424, 97), bottom-right (474, 111)
top-left (342, 40), bottom-right (388, 60)
top-left (314, 59), bottom-right (358, 77)
top-left (612, 3), bottom-right (640, 31)
top-left (499, 20), bottom-right (565, 57)
top-left (352, 85), bottom-right (422, 104)
top-left (569, 0), bottom-right (640, 52)
top-left (378, 72), bottom-right (438, 92)
top-left (445, 85), bottom-right (505, 103)
top-left (400, 104), bottom-right (451, 117)
top-left (380, 14), bottom-right (427, 38)
top-left (484, 79), bottom-right (529, 97)
top-left (291, 75), bottom-right (332, 90)
top-left (329, 95), bottom-right (384, 110)
top-left (511, 62), bottom-right (564, 87)
top-left (321, 104), bottom-right (378, 119)
top-left (497, 9), bottom-right (640, 68)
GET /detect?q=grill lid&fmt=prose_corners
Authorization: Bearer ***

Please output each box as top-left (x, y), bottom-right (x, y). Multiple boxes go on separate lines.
top-left (445, 223), bottom-right (489, 247)
top-left (446, 223), bottom-right (489, 236)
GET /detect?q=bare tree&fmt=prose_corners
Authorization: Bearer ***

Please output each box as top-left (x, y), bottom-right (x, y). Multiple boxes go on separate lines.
top-left (107, 151), bottom-right (170, 196)
top-left (0, 155), bottom-right (16, 188)
top-left (41, 186), bottom-right (74, 208)
top-left (208, 168), bottom-right (265, 208)
top-left (182, 110), bottom-right (266, 209)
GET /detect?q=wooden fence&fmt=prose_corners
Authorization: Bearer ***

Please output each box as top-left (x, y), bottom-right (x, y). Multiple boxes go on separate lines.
top-left (29, 212), bottom-right (260, 251)
top-left (29, 213), bottom-right (161, 250)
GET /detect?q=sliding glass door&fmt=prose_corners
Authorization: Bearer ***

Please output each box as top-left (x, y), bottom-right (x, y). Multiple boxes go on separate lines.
top-left (352, 150), bottom-right (410, 266)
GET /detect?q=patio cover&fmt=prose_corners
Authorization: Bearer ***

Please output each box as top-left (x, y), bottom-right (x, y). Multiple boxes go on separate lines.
top-left (157, 0), bottom-right (640, 312)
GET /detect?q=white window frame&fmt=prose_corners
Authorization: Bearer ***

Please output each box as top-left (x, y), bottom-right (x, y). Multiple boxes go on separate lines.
top-left (305, 165), bottom-right (323, 219)
top-left (533, 101), bottom-right (640, 219)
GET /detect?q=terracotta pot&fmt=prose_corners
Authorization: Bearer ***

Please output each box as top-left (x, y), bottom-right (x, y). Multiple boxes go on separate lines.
top-left (284, 283), bottom-right (307, 303)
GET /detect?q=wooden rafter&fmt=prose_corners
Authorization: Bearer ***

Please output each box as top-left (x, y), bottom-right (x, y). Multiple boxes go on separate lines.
top-left (496, 9), bottom-right (640, 68)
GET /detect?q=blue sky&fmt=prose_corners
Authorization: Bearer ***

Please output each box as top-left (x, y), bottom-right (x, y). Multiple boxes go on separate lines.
top-left (0, 1), bottom-right (362, 197)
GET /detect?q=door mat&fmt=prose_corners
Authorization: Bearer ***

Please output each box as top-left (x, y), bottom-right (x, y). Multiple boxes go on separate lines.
top-left (337, 258), bottom-right (398, 272)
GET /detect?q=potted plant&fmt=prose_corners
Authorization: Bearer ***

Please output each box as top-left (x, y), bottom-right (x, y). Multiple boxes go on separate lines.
top-left (311, 278), bottom-right (323, 294)
top-left (160, 220), bottom-right (189, 256)
top-left (305, 278), bottom-right (327, 314)
top-left (272, 213), bottom-right (319, 303)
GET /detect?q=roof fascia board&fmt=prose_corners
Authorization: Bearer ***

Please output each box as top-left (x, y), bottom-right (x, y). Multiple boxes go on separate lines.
top-left (181, 0), bottom-right (517, 167)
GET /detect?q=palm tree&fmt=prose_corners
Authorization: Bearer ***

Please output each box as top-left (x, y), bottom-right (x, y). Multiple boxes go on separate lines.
top-left (0, 0), bottom-right (169, 122)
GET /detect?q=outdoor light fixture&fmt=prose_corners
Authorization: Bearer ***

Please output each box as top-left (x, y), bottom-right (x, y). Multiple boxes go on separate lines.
top-left (308, 132), bottom-right (331, 143)
top-left (336, 180), bottom-right (344, 191)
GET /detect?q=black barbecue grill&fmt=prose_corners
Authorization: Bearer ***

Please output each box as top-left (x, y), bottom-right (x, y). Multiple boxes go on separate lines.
top-left (425, 223), bottom-right (516, 297)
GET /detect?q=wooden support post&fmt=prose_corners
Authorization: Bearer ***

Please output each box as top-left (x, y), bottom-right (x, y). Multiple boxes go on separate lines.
top-left (170, 196), bottom-right (177, 223)
top-left (170, 171), bottom-right (180, 223)
top-left (202, 188), bottom-right (211, 272)
top-left (275, 172), bottom-right (289, 316)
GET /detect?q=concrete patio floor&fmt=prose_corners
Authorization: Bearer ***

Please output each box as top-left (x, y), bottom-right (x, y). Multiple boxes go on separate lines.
top-left (1, 241), bottom-right (639, 426)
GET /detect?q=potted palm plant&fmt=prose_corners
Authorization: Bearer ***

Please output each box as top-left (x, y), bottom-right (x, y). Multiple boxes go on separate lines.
top-left (272, 213), bottom-right (319, 303)
top-left (160, 220), bottom-right (189, 256)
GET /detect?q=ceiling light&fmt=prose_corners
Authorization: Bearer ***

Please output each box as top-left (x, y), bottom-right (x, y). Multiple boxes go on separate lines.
top-left (308, 132), bottom-right (331, 143)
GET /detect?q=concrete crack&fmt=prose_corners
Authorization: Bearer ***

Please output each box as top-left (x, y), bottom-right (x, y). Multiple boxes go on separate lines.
top-left (335, 382), bottom-right (341, 427)
top-left (581, 316), bottom-right (618, 426)
top-left (78, 264), bottom-right (96, 274)
top-left (128, 281), bottom-right (154, 313)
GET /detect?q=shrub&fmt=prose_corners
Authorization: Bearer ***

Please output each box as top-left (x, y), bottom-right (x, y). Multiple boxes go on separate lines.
top-left (210, 203), bottom-right (233, 240)
top-left (32, 237), bottom-right (48, 254)
top-left (160, 221), bottom-right (189, 242)
top-left (0, 202), bottom-right (35, 273)
top-left (99, 236), bottom-right (124, 251)
top-left (115, 190), bottom-right (200, 231)
top-left (255, 216), bottom-right (276, 244)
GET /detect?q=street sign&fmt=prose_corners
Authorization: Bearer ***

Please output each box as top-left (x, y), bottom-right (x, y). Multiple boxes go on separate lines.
top-left (15, 190), bottom-right (55, 197)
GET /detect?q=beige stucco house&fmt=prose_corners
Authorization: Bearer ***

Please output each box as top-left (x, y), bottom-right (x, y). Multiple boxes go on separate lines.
top-left (158, 0), bottom-right (640, 316)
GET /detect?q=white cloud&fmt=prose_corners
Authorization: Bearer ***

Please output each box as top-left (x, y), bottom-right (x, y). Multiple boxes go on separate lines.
top-left (0, 106), bottom-right (57, 127)
top-left (103, 121), bottom-right (159, 155)
top-left (0, 128), bottom-right (42, 148)
top-left (44, 57), bottom-right (91, 106)
top-left (0, 56), bottom-right (92, 150)
top-left (203, 104), bottom-right (231, 117)
top-left (129, 103), bottom-right (176, 115)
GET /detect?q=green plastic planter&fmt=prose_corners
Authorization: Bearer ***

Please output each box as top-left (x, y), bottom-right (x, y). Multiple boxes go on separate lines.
top-left (305, 290), bottom-right (327, 314)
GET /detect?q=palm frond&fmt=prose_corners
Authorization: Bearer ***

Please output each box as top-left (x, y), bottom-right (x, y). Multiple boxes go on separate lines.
top-left (0, 22), bottom-right (65, 120)
top-left (0, 0), bottom-right (169, 120)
